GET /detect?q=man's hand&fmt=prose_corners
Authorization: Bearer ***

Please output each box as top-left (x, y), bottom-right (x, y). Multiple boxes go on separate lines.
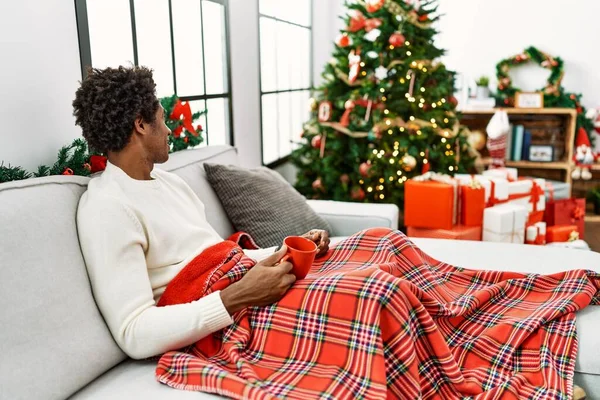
top-left (302, 229), bottom-right (330, 258)
top-left (220, 246), bottom-right (296, 315)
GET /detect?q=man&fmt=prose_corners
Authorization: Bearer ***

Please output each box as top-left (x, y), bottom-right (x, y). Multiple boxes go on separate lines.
top-left (74, 66), bottom-right (330, 360)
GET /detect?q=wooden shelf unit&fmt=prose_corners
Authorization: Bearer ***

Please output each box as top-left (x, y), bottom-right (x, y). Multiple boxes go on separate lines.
top-left (460, 108), bottom-right (576, 194)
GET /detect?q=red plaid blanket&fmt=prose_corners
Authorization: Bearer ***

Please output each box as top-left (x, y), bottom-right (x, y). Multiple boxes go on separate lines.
top-left (156, 228), bottom-right (599, 399)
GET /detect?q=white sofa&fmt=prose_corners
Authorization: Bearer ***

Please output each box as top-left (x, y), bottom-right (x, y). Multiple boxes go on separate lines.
top-left (1, 145), bottom-right (599, 400)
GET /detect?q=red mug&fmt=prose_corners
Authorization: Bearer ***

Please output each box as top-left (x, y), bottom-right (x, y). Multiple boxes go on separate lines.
top-left (281, 236), bottom-right (317, 280)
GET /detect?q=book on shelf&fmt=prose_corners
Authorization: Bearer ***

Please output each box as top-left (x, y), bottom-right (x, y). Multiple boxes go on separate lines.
top-left (512, 125), bottom-right (525, 161)
top-left (505, 123), bottom-right (513, 161)
top-left (521, 130), bottom-right (532, 161)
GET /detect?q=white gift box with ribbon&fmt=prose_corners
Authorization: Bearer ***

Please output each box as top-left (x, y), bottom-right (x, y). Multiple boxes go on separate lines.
top-left (506, 178), bottom-right (546, 213)
top-left (483, 167), bottom-right (518, 181)
top-left (483, 204), bottom-right (528, 244)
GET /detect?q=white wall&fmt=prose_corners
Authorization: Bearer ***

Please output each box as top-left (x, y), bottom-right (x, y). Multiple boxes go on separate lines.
top-left (436, 0), bottom-right (600, 109)
top-left (0, 0), bottom-right (82, 171)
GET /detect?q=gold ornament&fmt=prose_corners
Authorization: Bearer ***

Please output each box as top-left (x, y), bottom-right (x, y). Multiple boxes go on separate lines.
top-left (308, 97), bottom-right (318, 112)
top-left (401, 154), bottom-right (417, 171)
top-left (467, 130), bottom-right (486, 151)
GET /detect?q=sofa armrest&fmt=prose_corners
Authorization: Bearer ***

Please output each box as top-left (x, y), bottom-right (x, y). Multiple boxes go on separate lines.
top-left (307, 200), bottom-right (399, 237)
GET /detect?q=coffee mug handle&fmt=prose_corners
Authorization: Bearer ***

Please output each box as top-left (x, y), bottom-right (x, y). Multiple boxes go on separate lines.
top-left (280, 255), bottom-right (290, 263)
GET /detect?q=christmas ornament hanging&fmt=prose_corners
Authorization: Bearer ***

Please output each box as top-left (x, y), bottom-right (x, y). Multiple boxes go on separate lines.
top-left (402, 154), bottom-right (417, 171)
top-left (467, 130), bottom-right (486, 151)
top-left (351, 187), bottom-right (366, 201)
top-left (311, 135), bottom-right (322, 149)
top-left (348, 50), bottom-right (362, 83)
top-left (388, 32), bottom-right (406, 47)
top-left (318, 101), bottom-right (332, 122)
top-left (336, 33), bottom-right (352, 47)
top-left (308, 97), bottom-right (318, 111)
top-left (312, 178), bottom-right (324, 191)
top-left (359, 162), bottom-right (371, 177)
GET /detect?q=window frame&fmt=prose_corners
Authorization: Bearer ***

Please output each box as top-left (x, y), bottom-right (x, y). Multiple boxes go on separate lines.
top-left (74, 0), bottom-right (235, 146)
top-left (257, 0), bottom-right (314, 168)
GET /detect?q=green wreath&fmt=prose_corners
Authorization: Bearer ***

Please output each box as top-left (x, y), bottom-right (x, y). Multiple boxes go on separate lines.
top-left (495, 46), bottom-right (593, 138)
top-left (495, 46), bottom-right (564, 106)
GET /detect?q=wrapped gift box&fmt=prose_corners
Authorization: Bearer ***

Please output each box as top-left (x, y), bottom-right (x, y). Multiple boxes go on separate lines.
top-left (454, 174), bottom-right (508, 206)
top-left (525, 222), bottom-right (546, 245)
top-left (544, 198), bottom-right (585, 239)
top-left (483, 204), bottom-right (528, 244)
top-left (405, 176), bottom-right (457, 230)
top-left (507, 178), bottom-right (545, 213)
top-left (483, 167), bottom-right (518, 181)
top-left (528, 178), bottom-right (570, 201)
top-left (407, 225), bottom-right (482, 241)
top-left (461, 183), bottom-right (485, 226)
top-left (546, 225), bottom-right (579, 243)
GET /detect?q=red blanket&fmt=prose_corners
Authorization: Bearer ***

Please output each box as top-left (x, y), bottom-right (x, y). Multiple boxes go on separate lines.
top-left (155, 228), bottom-right (599, 399)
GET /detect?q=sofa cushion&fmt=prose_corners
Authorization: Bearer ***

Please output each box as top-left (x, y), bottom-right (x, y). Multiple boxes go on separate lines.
top-left (70, 360), bottom-right (221, 400)
top-left (0, 176), bottom-right (126, 400)
top-left (203, 163), bottom-right (332, 248)
top-left (158, 145), bottom-right (238, 239)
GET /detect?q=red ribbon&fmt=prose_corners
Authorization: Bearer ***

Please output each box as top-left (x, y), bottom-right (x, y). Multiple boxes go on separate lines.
top-left (544, 182), bottom-right (555, 203)
top-left (170, 100), bottom-right (198, 138)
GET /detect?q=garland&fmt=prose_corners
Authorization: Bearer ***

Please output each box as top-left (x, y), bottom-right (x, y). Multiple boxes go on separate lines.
top-left (0, 95), bottom-right (205, 183)
top-left (495, 46), bottom-right (594, 138)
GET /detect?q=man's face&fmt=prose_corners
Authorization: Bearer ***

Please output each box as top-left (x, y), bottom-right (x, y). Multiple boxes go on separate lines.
top-left (147, 105), bottom-right (171, 164)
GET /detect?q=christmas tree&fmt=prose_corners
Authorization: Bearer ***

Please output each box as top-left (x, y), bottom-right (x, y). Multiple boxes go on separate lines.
top-left (291, 0), bottom-right (474, 205)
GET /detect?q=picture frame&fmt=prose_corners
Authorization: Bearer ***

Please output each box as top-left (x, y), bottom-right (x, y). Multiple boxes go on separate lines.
top-left (529, 145), bottom-right (554, 162)
top-left (515, 92), bottom-right (544, 109)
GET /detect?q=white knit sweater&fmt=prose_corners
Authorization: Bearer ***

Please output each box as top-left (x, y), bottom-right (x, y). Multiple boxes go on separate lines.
top-left (77, 162), bottom-right (274, 359)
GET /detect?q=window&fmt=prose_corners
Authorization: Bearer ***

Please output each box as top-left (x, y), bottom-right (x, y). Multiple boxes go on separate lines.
top-left (74, 0), bottom-right (233, 146)
top-left (258, 0), bottom-right (312, 166)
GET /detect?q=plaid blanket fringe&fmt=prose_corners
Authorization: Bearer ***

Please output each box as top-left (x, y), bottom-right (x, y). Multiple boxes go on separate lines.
top-left (156, 228), bottom-right (599, 399)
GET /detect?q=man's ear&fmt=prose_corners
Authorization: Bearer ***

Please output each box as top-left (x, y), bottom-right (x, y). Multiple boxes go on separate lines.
top-left (133, 116), bottom-right (148, 136)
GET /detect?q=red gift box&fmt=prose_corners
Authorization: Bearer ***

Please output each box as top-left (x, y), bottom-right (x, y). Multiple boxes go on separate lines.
top-left (405, 178), bottom-right (457, 230)
top-left (544, 198), bottom-right (585, 239)
top-left (461, 184), bottom-right (485, 227)
top-left (546, 225), bottom-right (579, 243)
top-left (407, 225), bottom-right (482, 241)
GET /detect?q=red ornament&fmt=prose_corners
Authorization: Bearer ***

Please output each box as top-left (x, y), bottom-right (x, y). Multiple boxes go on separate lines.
top-left (89, 155), bottom-right (107, 173)
top-left (359, 162), bottom-right (371, 177)
top-left (504, 98), bottom-right (511, 105)
top-left (365, 18), bottom-right (382, 32)
top-left (421, 149), bottom-right (430, 174)
top-left (351, 187), bottom-right (366, 201)
top-left (570, 94), bottom-right (577, 100)
top-left (62, 168), bottom-right (74, 176)
top-left (388, 32), bottom-right (406, 47)
top-left (418, 14), bottom-right (428, 22)
top-left (340, 100), bottom-right (356, 127)
top-left (196, 124), bottom-right (203, 132)
top-left (365, 0), bottom-right (385, 13)
top-left (183, 137), bottom-right (189, 143)
top-left (312, 178), bottom-right (324, 191)
top-left (340, 174), bottom-right (350, 185)
top-left (577, 107), bottom-right (583, 114)
top-left (311, 135), bottom-right (322, 149)
top-left (347, 10), bottom-right (366, 32)
top-left (448, 96), bottom-right (458, 107)
top-left (336, 33), bottom-right (351, 48)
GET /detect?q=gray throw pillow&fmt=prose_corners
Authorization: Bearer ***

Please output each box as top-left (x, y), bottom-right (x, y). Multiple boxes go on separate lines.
top-left (203, 163), bottom-right (332, 248)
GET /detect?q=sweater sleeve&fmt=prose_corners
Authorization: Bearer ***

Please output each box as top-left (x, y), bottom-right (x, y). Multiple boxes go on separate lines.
top-left (77, 195), bottom-right (233, 359)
